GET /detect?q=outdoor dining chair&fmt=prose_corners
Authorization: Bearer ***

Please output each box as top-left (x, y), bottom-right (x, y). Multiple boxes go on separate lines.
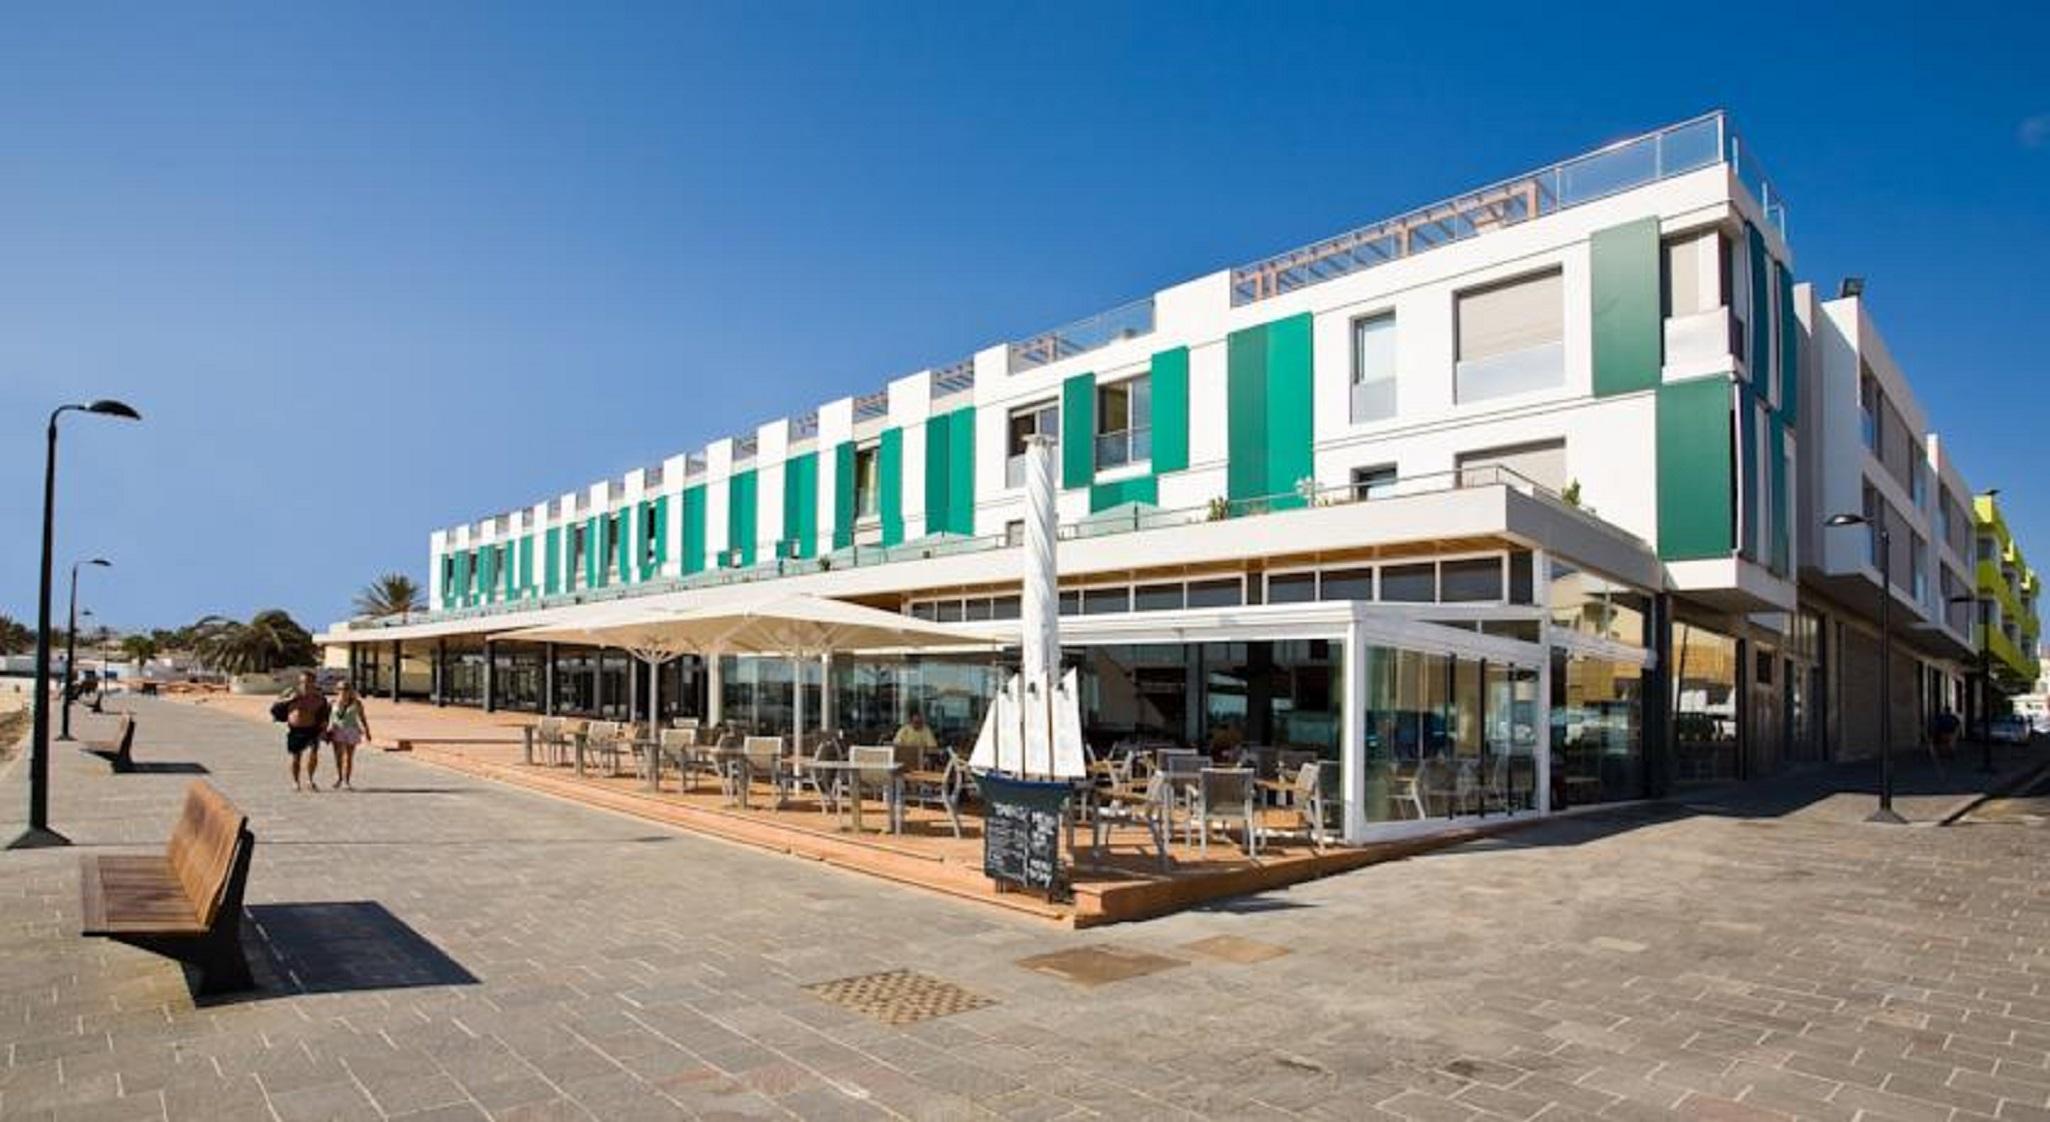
top-left (741, 735), bottom-right (794, 808)
top-left (793, 735), bottom-right (846, 813)
top-left (1192, 767), bottom-right (1260, 857)
top-left (901, 747), bottom-right (968, 839)
top-left (658, 727), bottom-right (711, 792)
top-left (583, 721), bottom-right (627, 776)
top-left (848, 745), bottom-right (904, 833)
top-left (1088, 769), bottom-right (1172, 871)
top-left (1260, 761), bottom-right (1327, 850)
top-left (533, 716), bottom-right (566, 766)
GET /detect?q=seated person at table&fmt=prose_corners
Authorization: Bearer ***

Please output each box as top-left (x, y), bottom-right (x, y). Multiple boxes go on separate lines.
top-left (892, 709), bottom-right (938, 753)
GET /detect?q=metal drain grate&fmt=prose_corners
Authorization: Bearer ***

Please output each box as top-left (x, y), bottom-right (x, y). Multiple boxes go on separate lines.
top-left (802, 970), bottom-right (996, 1025)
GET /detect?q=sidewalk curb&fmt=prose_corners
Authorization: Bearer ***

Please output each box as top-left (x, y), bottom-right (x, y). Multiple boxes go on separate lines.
top-left (1938, 756), bottom-right (2050, 826)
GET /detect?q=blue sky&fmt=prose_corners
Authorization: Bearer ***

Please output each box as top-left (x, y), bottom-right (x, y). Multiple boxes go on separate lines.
top-left (3, 2), bottom-right (2046, 632)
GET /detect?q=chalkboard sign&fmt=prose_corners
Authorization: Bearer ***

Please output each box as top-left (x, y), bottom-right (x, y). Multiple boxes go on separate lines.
top-left (976, 772), bottom-right (1072, 898)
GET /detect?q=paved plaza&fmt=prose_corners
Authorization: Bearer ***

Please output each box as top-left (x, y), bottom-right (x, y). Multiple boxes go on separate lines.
top-left (4, 700), bottom-right (2050, 1121)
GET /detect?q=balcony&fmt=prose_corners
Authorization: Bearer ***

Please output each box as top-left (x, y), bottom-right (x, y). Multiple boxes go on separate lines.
top-left (1007, 297), bottom-right (1155, 374)
top-left (1230, 112), bottom-right (1784, 306)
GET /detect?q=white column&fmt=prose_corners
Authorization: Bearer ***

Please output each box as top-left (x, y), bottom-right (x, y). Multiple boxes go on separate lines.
top-left (820, 652), bottom-right (835, 732)
top-left (1342, 616), bottom-right (1370, 843)
top-left (707, 654), bottom-right (724, 726)
top-left (1534, 622), bottom-right (1554, 816)
top-left (1020, 435), bottom-right (1059, 777)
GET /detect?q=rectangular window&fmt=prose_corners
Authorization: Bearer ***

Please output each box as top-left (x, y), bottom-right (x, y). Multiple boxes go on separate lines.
top-left (990, 595), bottom-right (1022, 620)
top-left (1082, 586), bottom-right (1130, 615)
top-left (1351, 464), bottom-right (1398, 501)
top-left (1350, 312), bottom-right (1396, 422)
top-left (568, 526), bottom-right (587, 589)
top-left (1456, 439), bottom-right (1568, 493)
top-left (1440, 557), bottom-right (1505, 602)
top-left (642, 504), bottom-right (660, 566)
top-left (1455, 270), bottom-right (1564, 402)
top-left (853, 445), bottom-right (881, 520)
top-left (1005, 401), bottom-right (1059, 488)
top-left (1186, 578), bottom-right (1243, 609)
top-left (1134, 583), bottom-right (1183, 612)
top-left (1057, 590), bottom-right (1080, 616)
top-left (1319, 567), bottom-right (1374, 601)
top-left (1266, 572), bottom-right (1317, 604)
top-left (1095, 375), bottom-right (1152, 470)
top-left (1911, 533), bottom-right (1927, 603)
top-left (1859, 368), bottom-right (1880, 454)
top-left (1003, 519), bottom-right (1025, 547)
top-left (1661, 229), bottom-right (1725, 319)
top-left (1381, 562), bottom-right (1437, 603)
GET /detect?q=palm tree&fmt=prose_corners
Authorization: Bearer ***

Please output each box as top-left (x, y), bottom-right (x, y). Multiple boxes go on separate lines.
top-left (192, 610), bottom-right (317, 675)
top-left (0, 614), bottom-right (32, 656)
top-left (354, 573), bottom-right (425, 622)
top-left (119, 634), bottom-right (159, 665)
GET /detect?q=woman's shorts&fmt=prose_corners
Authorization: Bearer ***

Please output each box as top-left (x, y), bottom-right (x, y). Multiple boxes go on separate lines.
top-left (329, 728), bottom-right (362, 750)
top-left (286, 727), bottom-right (323, 754)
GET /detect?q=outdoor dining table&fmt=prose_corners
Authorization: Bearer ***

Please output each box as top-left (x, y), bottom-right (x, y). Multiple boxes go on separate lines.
top-left (505, 723), bottom-right (537, 765)
top-left (800, 759), bottom-right (903, 834)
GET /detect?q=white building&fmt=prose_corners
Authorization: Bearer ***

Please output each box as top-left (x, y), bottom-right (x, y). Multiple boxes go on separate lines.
top-left (319, 112), bottom-right (1988, 843)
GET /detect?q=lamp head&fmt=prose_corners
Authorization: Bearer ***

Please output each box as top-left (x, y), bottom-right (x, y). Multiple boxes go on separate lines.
top-left (85, 399), bottom-right (140, 421)
top-left (86, 557), bottom-right (110, 569)
top-left (1824, 513), bottom-right (1867, 527)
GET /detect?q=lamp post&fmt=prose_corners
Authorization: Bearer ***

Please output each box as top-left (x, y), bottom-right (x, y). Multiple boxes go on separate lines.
top-left (57, 558), bottom-right (111, 741)
top-left (9, 400), bottom-right (141, 850)
top-left (1827, 511), bottom-right (1905, 824)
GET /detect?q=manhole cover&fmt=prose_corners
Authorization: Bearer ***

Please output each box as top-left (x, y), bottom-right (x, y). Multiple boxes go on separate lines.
top-left (802, 970), bottom-right (995, 1025)
top-left (1179, 935), bottom-right (1291, 964)
top-left (1016, 944), bottom-right (1186, 987)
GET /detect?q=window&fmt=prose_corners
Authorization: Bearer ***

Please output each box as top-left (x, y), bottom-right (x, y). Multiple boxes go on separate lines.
top-left (1381, 562), bottom-right (1437, 602)
top-left (1095, 376), bottom-right (1151, 470)
top-left (1861, 483), bottom-right (1884, 569)
top-left (1911, 533), bottom-right (1927, 603)
top-left (1352, 464), bottom-right (1398, 501)
top-left (603, 515), bottom-right (623, 574)
top-left (568, 525), bottom-right (587, 588)
top-left (1859, 367), bottom-right (1880, 454)
top-left (1661, 229), bottom-right (1726, 319)
top-left (1319, 568), bottom-right (1373, 601)
top-left (642, 504), bottom-right (660, 566)
top-left (852, 445), bottom-right (881, 520)
top-left (1134, 583), bottom-right (1184, 612)
top-left (1440, 558), bottom-right (1505, 602)
top-left (1455, 270), bottom-right (1564, 402)
top-left (1456, 439), bottom-right (1568, 493)
top-left (1350, 313), bottom-right (1397, 422)
top-left (1082, 587), bottom-right (1130, 615)
top-left (1186, 579), bottom-right (1243, 609)
top-left (1004, 519), bottom-right (1025, 547)
top-left (1267, 572), bottom-right (1317, 604)
top-left (1006, 401), bottom-right (1060, 488)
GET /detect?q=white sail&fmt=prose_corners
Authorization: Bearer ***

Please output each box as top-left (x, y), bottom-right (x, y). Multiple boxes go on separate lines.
top-left (968, 674), bottom-right (1025, 774)
top-left (1049, 667), bottom-right (1088, 780)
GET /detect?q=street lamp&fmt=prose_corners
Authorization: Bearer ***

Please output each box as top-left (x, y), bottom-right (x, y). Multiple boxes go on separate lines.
top-left (57, 558), bottom-right (111, 742)
top-left (1827, 511), bottom-right (1905, 824)
top-left (1947, 592), bottom-right (1997, 773)
top-left (9, 399), bottom-right (141, 850)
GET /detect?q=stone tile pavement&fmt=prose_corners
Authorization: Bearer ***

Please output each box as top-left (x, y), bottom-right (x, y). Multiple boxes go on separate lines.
top-left (4, 699), bottom-right (2050, 1120)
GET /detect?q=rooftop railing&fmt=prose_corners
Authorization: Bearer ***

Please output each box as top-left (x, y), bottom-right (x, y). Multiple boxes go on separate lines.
top-left (853, 390), bottom-right (890, 423)
top-left (1230, 112), bottom-right (1781, 306)
top-left (792, 411), bottom-right (821, 441)
top-left (1007, 297), bottom-right (1156, 374)
top-left (362, 465), bottom-right (1632, 630)
top-left (932, 357), bottom-right (977, 399)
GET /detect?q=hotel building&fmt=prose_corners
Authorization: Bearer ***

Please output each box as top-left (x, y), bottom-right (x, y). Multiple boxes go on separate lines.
top-left (318, 112), bottom-right (2004, 842)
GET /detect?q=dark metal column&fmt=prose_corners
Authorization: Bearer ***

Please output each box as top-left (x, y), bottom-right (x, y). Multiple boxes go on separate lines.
top-left (433, 637), bottom-right (446, 706)
top-left (483, 639), bottom-right (497, 714)
top-left (1643, 592), bottom-right (1674, 800)
top-left (389, 640), bottom-right (402, 703)
top-left (544, 642), bottom-right (557, 716)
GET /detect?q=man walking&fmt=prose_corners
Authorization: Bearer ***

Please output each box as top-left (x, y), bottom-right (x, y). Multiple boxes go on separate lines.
top-left (279, 670), bottom-right (331, 791)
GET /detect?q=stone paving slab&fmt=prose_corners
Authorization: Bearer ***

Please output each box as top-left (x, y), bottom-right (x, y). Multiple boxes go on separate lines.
top-left (4, 701), bottom-right (2050, 1120)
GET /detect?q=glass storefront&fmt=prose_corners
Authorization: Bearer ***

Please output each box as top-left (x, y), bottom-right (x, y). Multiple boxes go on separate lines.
top-left (1672, 623), bottom-right (1740, 782)
top-left (1550, 650), bottom-right (1645, 806)
top-left (1360, 646), bottom-right (1540, 823)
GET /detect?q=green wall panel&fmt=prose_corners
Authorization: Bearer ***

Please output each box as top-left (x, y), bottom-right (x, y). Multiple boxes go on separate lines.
top-left (783, 452), bottom-right (818, 558)
top-left (832, 441), bottom-right (856, 550)
top-left (1769, 420), bottom-right (1790, 575)
top-left (1226, 324), bottom-right (1269, 503)
top-left (1150, 346), bottom-right (1189, 473)
top-left (1739, 393), bottom-right (1760, 560)
top-left (1656, 376), bottom-right (1736, 561)
top-left (585, 517), bottom-right (601, 589)
top-left (1590, 217), bottom-right (1662, 396)
top-left (728, 470), bottom-right (758, 567)
top-left (614, 513), bottom-right (631, 585)
top-left (922, 406), bottom-right (976, 537)
top-left (519, 535), bottom-right (534, 595)
top-left (681, 485), bottom-right (707, 575)
top-left (924, 411), bottom-right (952, 535)
top-left (544, 528), bottom-right (561, 595)
top-left (504, 543), bottom-right (518, 601)
top-left (1090, 474), bottom-right (1159, 512)
top-left (1266, 313), bottom-right (1314, 509)
top-left (1061, 374), bottom-right (1096, 490)
top-left (1747, 223), bottom-right (1772, 395)
top-left (653, 495), bottom-right (670, 569)
top-left (1776, 261), bottom-right (1799, 425)
top-left (879, 428), bottom-right (904, 547)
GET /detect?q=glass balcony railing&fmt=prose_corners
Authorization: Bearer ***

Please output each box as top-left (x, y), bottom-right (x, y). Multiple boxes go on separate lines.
top-left (1231, 112), bottom-right (1782, 306)
top-left (1007, 297), bottom-right (1156, 374)
top-left (353, 465), bottom-right (1628, 631)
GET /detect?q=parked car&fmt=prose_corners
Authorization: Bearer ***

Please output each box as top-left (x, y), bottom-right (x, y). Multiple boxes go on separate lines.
top-left (1989, 715), bottom-right (2033, 745)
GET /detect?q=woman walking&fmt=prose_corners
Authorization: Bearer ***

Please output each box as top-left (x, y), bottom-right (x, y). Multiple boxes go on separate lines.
top-left (327, 681), bottom-right (372, 790)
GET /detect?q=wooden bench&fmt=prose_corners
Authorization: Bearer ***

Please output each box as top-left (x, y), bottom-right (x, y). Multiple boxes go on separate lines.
top-left (80, 781), bottom-right (256, 995)
top-left (81, 713), bottom-right (136, 773)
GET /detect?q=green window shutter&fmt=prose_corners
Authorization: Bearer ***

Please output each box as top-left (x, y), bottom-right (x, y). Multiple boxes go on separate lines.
top-left (1776, 262), bottom-right (1799, 425)
top-left (949, 406), bottom-right (975, 535)
top-left (1061, 374), bottom-right (1096, 489)
top-left (655, 495), bottom-right (670, 570)
top-left (615, 514), bottom-right (631, 585)
top-left (1769, 420), bottom-right (1790, 575)
top-left (1747, 223), bottom-right (1772, 395)
top-left (1226, 323), bottom-right (1270, 504)
top-left (832, 441), bottom-right (856, 550)
top-left (728, 470), bottom-right (758, 567)
top-left (681, 485), bottom-right (707, 574)
top-left (479, 548), bottom-right (495, 604)
top-left (519, 535), bottom-right (535, 596)
top-left (1265, 313), bottom-right (1314, 510)
top-left (1656, 376), bottom-right (1735, 560)
top-left (879, 428), bottom-right (904, 547)
top-left (1090, 474), bottom-right (1159, 512)
top-left (544, 528), bottom-right (561, 595)
top-left (586, 517), bottom-right (601, 589)
top-left (451, 552), bottom-right (465, 607)
top-left (503, 544), bottom-right (517, 601)
top-left (1590, 217), bottom-right (1662, 396)
top-left (783, 453), bottom-right (818, 558)
top-left (1738, 391), bottom-right (1760, 560)
top-left (924, 411), bottom-right (953, 536)
top-left (1150, 347), bottom-right (1189, 473)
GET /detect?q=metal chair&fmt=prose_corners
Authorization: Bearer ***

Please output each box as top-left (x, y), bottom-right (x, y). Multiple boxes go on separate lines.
top-left (1276, 761), bottom-right (1327, 850)
top-left (849, 745), bottom-right (903, 833)
top-left (741, 736), bottom-right (794, 808)
top-left (1089, 770), bottom-right (1172, 871)
top-left (533, 716), bottom-right (565, 765)
top-left (902, 748), bottom-right (968, 839)
top-left (583, 721), bottom-right (626, 776)
top-left (659, 726), bottom-right (711, 792)
top-left (1193, 767), bottom-right (1259, 857)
